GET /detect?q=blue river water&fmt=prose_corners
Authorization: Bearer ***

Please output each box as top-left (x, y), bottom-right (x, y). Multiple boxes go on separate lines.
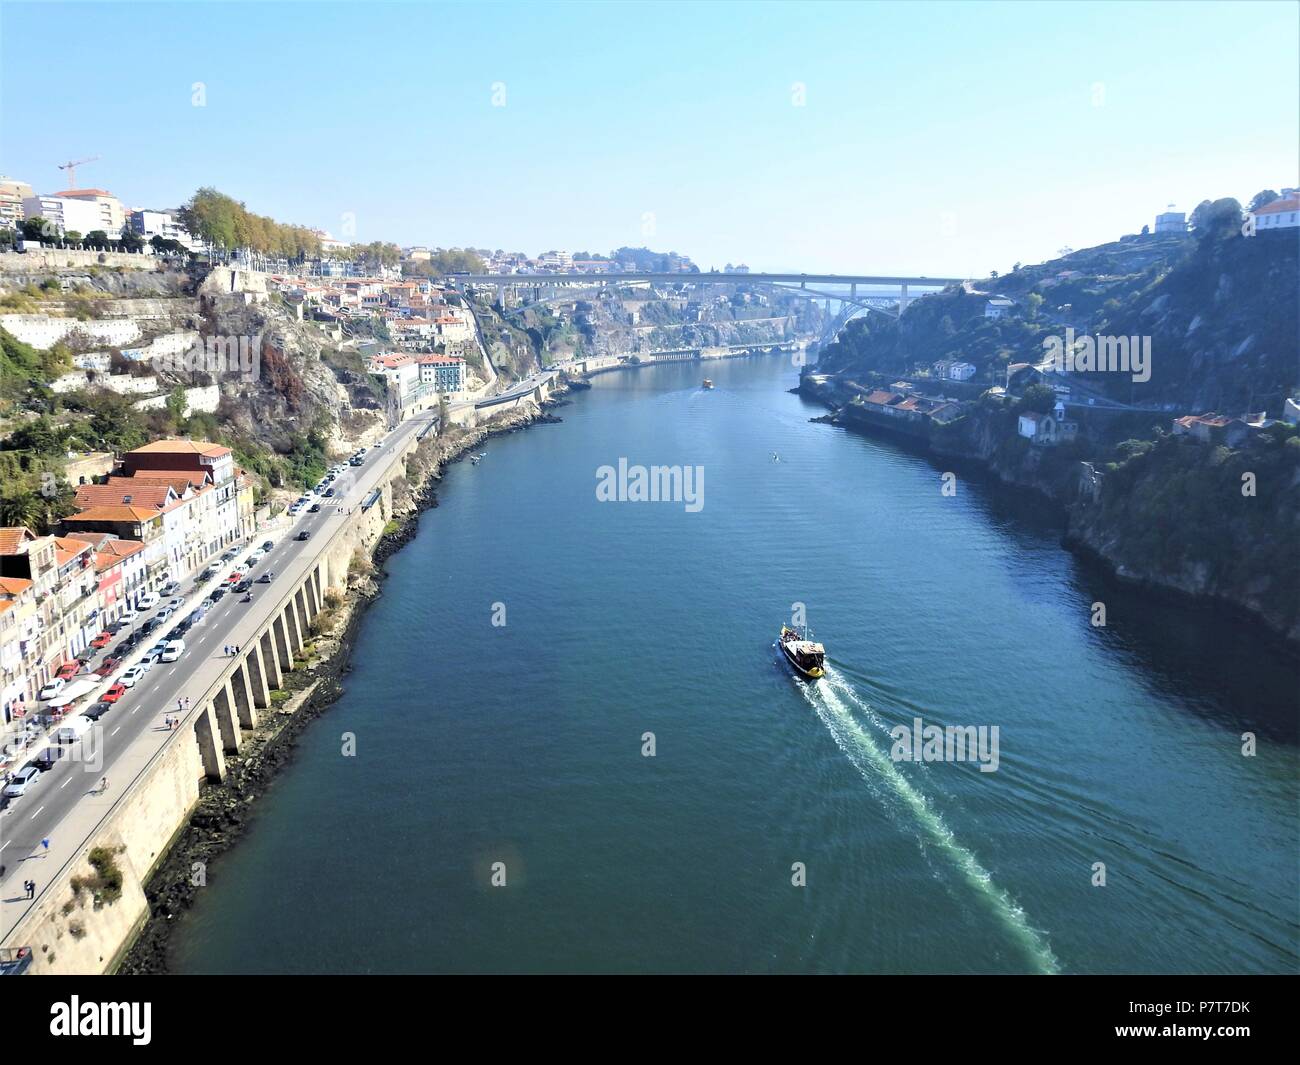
top-left (171, 355), bottom-right (1299, 974)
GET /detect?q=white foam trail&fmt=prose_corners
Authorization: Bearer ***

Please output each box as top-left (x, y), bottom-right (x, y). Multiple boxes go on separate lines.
top-left (798, 671), bottom-right (1060, 974)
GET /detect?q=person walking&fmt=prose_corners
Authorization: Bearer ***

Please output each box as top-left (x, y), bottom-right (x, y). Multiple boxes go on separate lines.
top-left (25, 880), bottom-right (35, 900)
top-left (184, 697), bottom-right (190, 710)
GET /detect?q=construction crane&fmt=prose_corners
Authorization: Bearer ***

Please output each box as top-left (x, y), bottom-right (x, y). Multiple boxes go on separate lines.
top-left (57, 155), bottom-right (100, 190)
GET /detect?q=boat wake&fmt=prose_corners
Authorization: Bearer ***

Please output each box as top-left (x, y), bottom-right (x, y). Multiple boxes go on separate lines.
top-left (796, 666), bottom-right (1060, 975)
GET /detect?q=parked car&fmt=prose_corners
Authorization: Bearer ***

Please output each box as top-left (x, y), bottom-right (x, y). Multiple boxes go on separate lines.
top-left (136, 592), bottom-right (160, 610)
top-left (120, 665), bottom-right (148, 687)
top-left (33, 746), bottom-right (67, 770)
top-left (116, 609), bottom-right (137, 625)
top-left (209, 587), bottom-right (228, 602)
top-left (57, 716), bottom-right (94, 745)
top-left (234, 580), bottom-right (252, 593)
top-left (168, 597), bottom-right (185, 609)
top-left (324, 488), bottom-right (335, 497)
top-left (55, 661), bottom-right (81, 681)
top-left (102, 683), bottom-right (128, 703)
top-left (95, 657), bottom-right (120, 677)
top-left (160, 581), bottom-right (179, 597)
top-left (3, 766), bottom-right (42, 798)
top-left (38, 678), bottom-right (66, 700)
top-left (199, 566), bottom-right (218, 582)
top-left (155, 607), bottom-right (174, 624)
top-left (84, 701), bottom-right (113, 721)
top-left (226, 572), bottom-right (244, 584)
top-left (90, 631), bottom-right (113, 650)
top-left (161, 640), bottom-right (185, 663)
top-left (261, 540), bottom-right (274, 552)
top-left (245, 553), bottom-right (262, 566)
top-left (107, 619), bottom-right (129, 633)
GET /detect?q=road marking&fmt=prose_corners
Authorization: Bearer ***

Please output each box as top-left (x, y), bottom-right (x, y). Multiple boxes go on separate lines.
top-left (60, 777), bottom-right (71, 789)
top-left (111, 726), bottom-right (122, 736)
top-left (29, 805), bottom-right (44, 820)
top-left (0, 842), bottom-right (8, 853)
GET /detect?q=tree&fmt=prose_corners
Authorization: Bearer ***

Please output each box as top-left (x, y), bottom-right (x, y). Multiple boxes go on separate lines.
top-left (1026, 292), bottom-right (1044, 320)
top-left (1248, 190), bottom-right (1280, 213)
top-left (84, 230), bottom-right (110, 249)
top-left (19, 218), bottom-right (51, 241)
top-left (64, 230), bottom-right (83, 245)
top-left (1015, 383), bottom-right (1057, 414)
top-left (1190, 198), bottom-right (1243, 241)
top-left (1140, 224), bottom-right (1149, 235)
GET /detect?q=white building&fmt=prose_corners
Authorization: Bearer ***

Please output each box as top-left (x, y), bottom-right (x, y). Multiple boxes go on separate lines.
top-left (0, 313), bottom-right (141, 350)
top-left (984, 298), bottom-right (1015, 319)
top-left (130, 209), bottom-right (203, 252)
top-left (1154, 207), bottom-right (1187, 234)
top-left (948, 362), bottom-right (977, 381)
top-left (23, 188), bottom-right (127, 237)
top-left (1250, 191), bottom-right (1299, 232)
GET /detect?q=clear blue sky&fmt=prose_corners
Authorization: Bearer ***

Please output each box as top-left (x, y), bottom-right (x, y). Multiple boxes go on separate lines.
top-left (2, 1), bottom-right (1296, 275)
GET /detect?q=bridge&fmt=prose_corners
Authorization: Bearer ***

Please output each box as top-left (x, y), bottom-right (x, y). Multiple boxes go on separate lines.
top-left (454, 271), bottom-right (967, 311)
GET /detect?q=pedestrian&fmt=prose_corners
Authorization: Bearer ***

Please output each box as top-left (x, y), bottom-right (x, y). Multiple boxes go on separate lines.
top-left (26, 880), bottom-right (34, 900)
top-left (184, 697), bottom-right (190, 710)
top-left (177, 698), bottom-right (183, 712)
top-left (223, 644), bottom-right (229, 656)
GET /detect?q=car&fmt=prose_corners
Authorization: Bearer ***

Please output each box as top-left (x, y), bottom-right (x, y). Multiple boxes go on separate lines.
top-left (256, 572), bottom-right (274, 584)
top-left (160, 581), bottom-right (179, 597)
top-left (136, 592), bottom-right (160, 610)
top-left (140, 616), bottom-right (161, 635)
top-left (116, 609), bottom-right (138, 624)
top-left (261, 540), bottom-right (274, 552)
top-left (119, 666), bottom-right (147, 687)
top-left (38, 678), bottom-right (66, 700)
top-left (296, 530), bottom-right (311, 541)
top-left (234, 580), bottom-right (252, 593)
top-left (324, 488), bottom-right (335, 497)
top-left (106, 619), bottom-right (129, 633)
top-left (226, 571), bottom-right (244, 584)
top-left (209, 587), bottom-right (228, 602)
top-left (102, 683), bottom-right (127, 703)
top-left (245, 553), bottom-right (262, 566)
top-left (50, 702), bottom-right (76, 717)
top-left (222, 549), bottom-right (239, 562)
top-left (309, 503), bottom-right (322, 513)
top-left (169, 597), bottom-right (185, 609)
top-left (3, 766), bottom-right (42, 798)
top-left (160, 640), bottom-right (185, 663)
top-left (155, 607), bottom-right (174, 623)
top-left (55, 661), bottom-right (81, 681)
top-left (90, 631), bottom-right (113, 650)
top-left (199, 566), bottom-right (218, 582)
top-left (84, 701), bottom-right (113, 721)
top-left (95, 656), bottom-right (121, 677)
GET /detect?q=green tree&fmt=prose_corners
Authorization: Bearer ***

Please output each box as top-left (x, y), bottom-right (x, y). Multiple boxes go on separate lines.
top-left (1026, 292), bottom-right (1044, 320)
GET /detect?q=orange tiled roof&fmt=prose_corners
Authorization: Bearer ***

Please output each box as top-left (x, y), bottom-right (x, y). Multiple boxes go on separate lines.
top-left (76, 483), bottom-right (175, 509)
top-left (127, 438), bottom-right (231, 458)
top-left (0, 526), bottom-right (36, 555)
top-left (0, 575), bottom-right (33, 596)
top-left (116, 469), bottom-right (209, 491)
top-left (1254, 196), bottom-right (1299, 215)
top-left (62, 504), bottom-right (161, 524)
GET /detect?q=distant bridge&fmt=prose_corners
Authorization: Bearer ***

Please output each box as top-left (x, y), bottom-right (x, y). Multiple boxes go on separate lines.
top-left (453, 270), bottom-right (967, 313)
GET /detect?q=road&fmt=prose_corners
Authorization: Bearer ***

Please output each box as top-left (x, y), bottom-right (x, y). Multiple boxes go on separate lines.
top-left (0, 410), bottom-right (435, 940)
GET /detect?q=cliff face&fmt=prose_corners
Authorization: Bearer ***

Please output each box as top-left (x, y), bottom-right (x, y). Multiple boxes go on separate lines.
top-left (801, 218), bottom-right (1300, 644)
top-left (1064, 433), bottom-right (1300, 643)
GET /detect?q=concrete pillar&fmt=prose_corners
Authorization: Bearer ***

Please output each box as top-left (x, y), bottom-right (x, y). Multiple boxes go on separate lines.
top-left (294, 586), bottom-right (311, 639)
top-left (193, 704), bottom-right (226, 782)
top-left (213, 678), bottom-right (242, 753)
top-left (900, 283), bottom-right (909, 311)
top-left (232, 658), bottom-right (259, 729)
top-left (304, 570), bottom-right (321, 618)
top-left (273, 611), bottom-right (294, 670)
top-left (259, 628), bottom-right (283, 690)
top-left (286, 600), bottom-right (306, 654)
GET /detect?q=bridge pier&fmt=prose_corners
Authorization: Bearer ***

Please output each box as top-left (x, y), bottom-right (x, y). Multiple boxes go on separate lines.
top-left (232, 658), bottom-right (259, 729)
top-left (259, 627), bottom-right (284, 690)
top-left (212, 678), bottom-right (242, 753)
top-left (193, 704), bottom-right (226, 782)
top-left (273, 611), bottom-right (294, 671)
top-left (247, 640), bottom-right (272, 709)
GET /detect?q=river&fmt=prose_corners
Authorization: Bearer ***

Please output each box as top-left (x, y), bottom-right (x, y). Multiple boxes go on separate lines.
top-left (170, 355), bottom-right (1299, 974)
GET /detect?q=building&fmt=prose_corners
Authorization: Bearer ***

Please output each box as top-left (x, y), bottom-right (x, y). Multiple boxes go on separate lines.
top-left (129, 209), bottom-right (204, 251)
top-left (0, 573), bottom-right (37, 725)
top-left (948, 362), bottom-right (977, 381)
top-left (63, 532), bottom-right (147, 629)
top-left (1018, 402), bottom-right (1078, 446)
top-left (984, 297), bottom-right (1015, 319)
top-left (1249, 191), bottom-right (1300, 232)
top-left (0, 176), bottom-right (33, 229)
top-left (23, 188), bottom-right (127, 238)
top-left (1171, 412), bottom-right (1259, 447)
top-left (1154, 207), bottom-right (1187, 234)
top-left (416, 354), bottom-right (466, 393)
top-left (117, 439), bottom-right (247, 555)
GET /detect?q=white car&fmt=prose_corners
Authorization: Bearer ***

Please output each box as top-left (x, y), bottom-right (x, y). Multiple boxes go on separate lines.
top-left (120, 664), bottom-right (148, 687)
top-left (4, 766), bottom-right (42, 798)
top-left (38, 678), bottom-right (66, 701)
top-left (161, 640), bottom-right (185, 663)
top-left (136, 592), bottom-right (160, 610)
top-left (117, 608), bottom-right (138, 624)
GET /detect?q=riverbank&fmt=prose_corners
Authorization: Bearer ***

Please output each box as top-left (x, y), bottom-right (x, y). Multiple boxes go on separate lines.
top-left (799, 377), bottom-right (1300, 648)
top-left (118, 400), bottom-right (561, 973)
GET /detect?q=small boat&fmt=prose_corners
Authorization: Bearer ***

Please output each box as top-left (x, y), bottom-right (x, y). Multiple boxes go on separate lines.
top-left (702, 379), bottom-right (714, 389)
top-left (779, 625), bottom-right (825, 679)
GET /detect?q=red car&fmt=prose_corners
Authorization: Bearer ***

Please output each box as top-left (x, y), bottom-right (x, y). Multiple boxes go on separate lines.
top-left (90, 631), bottom-right (113, 649)
top-left (226, 571), bottom-right (244, 584)
top-left (95, 657), bottom-right (120, 677)
top-left (55, 661), bottom-right (80, 681)
top-left (102, 684), bottom-right (127, 704)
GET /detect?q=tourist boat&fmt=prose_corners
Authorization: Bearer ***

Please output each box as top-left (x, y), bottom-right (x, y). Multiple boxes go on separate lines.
top-left (779, 625), bottom-right (825, 679)
top-left (702, 379), bottom-right (714, 389)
